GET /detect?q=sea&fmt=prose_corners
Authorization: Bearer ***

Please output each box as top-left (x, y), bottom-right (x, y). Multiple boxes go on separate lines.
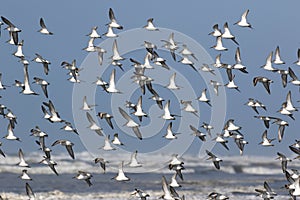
top-left (0, 151), bottom-right (296, 199)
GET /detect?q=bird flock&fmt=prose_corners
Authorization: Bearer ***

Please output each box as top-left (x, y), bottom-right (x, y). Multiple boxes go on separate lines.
top-left (0, 7), bottom-right (299, 200)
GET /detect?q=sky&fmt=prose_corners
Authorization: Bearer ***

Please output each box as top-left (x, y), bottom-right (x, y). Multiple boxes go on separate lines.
top-left (0, 1), bottom-right (299, 158)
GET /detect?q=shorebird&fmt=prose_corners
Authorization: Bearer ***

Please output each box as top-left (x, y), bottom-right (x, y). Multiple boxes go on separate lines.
top-left (113, 161), bottom-right (130, 181)
top-left (4, 123), bottom-right (20, 141)
top-left (233, 47), bottom-right (248, 73)
top-left (209, 24), bottom-right (222, 37)
top-left (234, 9), bottom-right (253, 28)
top-left (17, 149), bottom-right (30, 167)
top-left (119, 107), bottom-right (142, 140)
top-left (200, 64), bottom-right (215, 75)
top-left (161, 100), bottom-right (178, 120)
top-left (42, 100), bottom-right (64, 123)
top-left (288, 67), bottom-right (300, 89)
top-left (206, 150), bottom-right (222, 170)
top-left (255, 181), bottom-right (277, 200)
top-left (1, 16), bottom-right (21, 44)
top-left (81, 96), bottom-right (96, 111)
top-left (179, 44), bottom-right (198, 60)
top-left (273, 46), bottom-right (285, 64)
top-left (178, 55), bottom-right (197, 71)
top-left (103, 26), bottom-right (118, 38)
top-left (25, 183), bottom-right (35, 200)
top-left (180, 100), bottom-right (198, 117)
top-left (21, 64), bottom-right (38, 95)
top-left (106, 69), bottom-right (121, 93)
top-left (213, 134), bottom-right (229, 150)
top-left (211, 36), bottom-right (227, 51)
top-left (0, 142), bottom-right (5, 157)
top-left (161, 33), bottom-right (179, 61)
top-left (201, 122), bottom-right (214, 137)
top-left (19, 169), bottom-right (32, 180)
top-left (294, 48), bottom-right (300, 66)
top-left (190, 125), bottom-right (206, 141)
top-left (86, 112), bottom-right (103, 136)
top-left (38, 17), bottom-right (53, 35)
top-left (128, 150), bottom-right (142, 167)
top-left (253, 76), bottom-right (273, 94)
top-left (143, 18), bottom-right (159, 31)
top-left (112, 133), bottom-right (123, 145)
top-left (197, 89), bottom-right (211, 106)
top-left (169, 173), bottom-right (181, 188)
top-left (98, 112), bottom-right (114, 129)
top-left (259, 130), bottom-right (275, 146)
top-left (261, 52), bottom-right (277, 72)
top-left (160, 176), bottom-right (183, 200)
top-left (164, 122), bottom-right (179, 140)
top-left (225, 74), bottom-right (240, 92)
top-left (111, 39), bottom-right (125, 62)
top-left (132, 96), bottom-right (147, 122)
top-left (52, 140), bottom-right (75, 159)
top-left (39, 155), bottom-right (58, 176)
top-left (94, 157), bottom-right (108, 173)
top-left (254, 116), bottom-right (272, 129)
top-left (0, 73), bottom-right (8, 90)
top-left (221, 22), bottom-right (239, 45)
top-left (245, 98), bottom-right (267, 114)
top-left (131, 188), bottom-right (150, 200)
top-left (276, 152), bottom-right (292, 173)
top-left (74, 171), bottom-right (93, 186)
top-left (102, 135), bottom-right (116, 151)
top-left (147, 82), bottom-right (165, 109)
top-left (210, 80), bottom-right (222, 96)
top-left (284, 91), bottom-right (298, 112)
top-left (13, 40), bottom-right (24, 58)
top-left (154, 57), bottom-right (170, 70)
top-left (212, 54), bottom-right (223, 68)
top-left (32, 77), bottom-right (49, 98)
top-left (86, 26), bottom-right (101, 38)
top-left (165, 73), bottom-right (181, 90)
top-left (272, 117), bottom-right (289, 142)
top-left (234, 138), bottom-right (248, 155)
top-left (107, 8), bottom-right (123, 29)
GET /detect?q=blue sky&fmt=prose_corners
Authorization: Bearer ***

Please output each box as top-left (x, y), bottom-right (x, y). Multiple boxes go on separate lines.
top-left (0, 1), bottom-right (299, 157)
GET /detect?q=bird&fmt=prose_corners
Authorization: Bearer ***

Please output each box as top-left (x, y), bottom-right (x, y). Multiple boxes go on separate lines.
top-left (86, 26), bottom-right (101, 38)
top-left (245, 98), bottom-right (267, 114)
top-left (1, 16), bottom-right (21, 45)
top-left (225, 74), bottom-right (240, 92)
top-left (211, 36), bottom-right (227, 51)
top-left (0, 73), bottom-right (8, 90)
top-left (81, 96), bottom-right (96, 111)
top-left (128, 150), bottom-right (142, 167)
top-left (179, 44), bottom-right (198, 60)
top-left (178, 55), bottom-right (197, 71)
top-left (131, 188), bottom-right (150, 200)
top-left (210, 80), bottom-right (222, 95)
top-left (112, 161), bottom-right (130, 181)
top-left (118, 107), bottom-right (142, 140)
top-left (197, 89), bottom-right (211, 106)
top-left (73, 171), bottom-right (93, 186)
top-left (232, 47), bottom-right (248, 73)
top-left (288, 67), bottom-right (300, 89)
top-left (259, 130), bottom-right (275, 146)
top-left (165, 73), bottom-right (181, 90)
top-left (213, 134), bottom-right (229, 150)
top-left (200, 64), bottom-right (215, 75)
top-left (189, 125), bottom-right (206, 141)
top-left (255, 181), bottom-right (277, 200)
top-left (169, 173), bottom-right (182, 188)
top-left (208, 24), bottom-right (222, 37)
top-left (294, 48), bottom-right (300, 66)
top-left (98, 112), bottom-right (114, 129)
top-left (234, 9), bottom-right (253, 28)
top-left (86, 112), bottom-right (103, 136)
top-left (273, 46), bottom-right (285, 64)
top-left (38, 18), bottom-right (53, 35)
top-left (17, 149), bottom-right (30, 167)
top-left (160, 176), bottom-right (182, 200)
top-left (13, 40), bottom-right (24, 58)
top-left (161, 100), bottom-right (178, 120)
top-left (161, 32), bottom-right (179, 61)
top-left (39, 155), bottom-right (59, 176)
top-left (277, 69), bottom-right (289, 88)
top-left (272, 117), bottom-right (289, 142)
top-left (284, 91), bottom-right (298, 112)
top-left (105, 69), bottom-right (121, 93)
top-left (25, 182), bottom-right (36, 200)
top-left (180, 100), bottom-right (198, 117)
top-left (254, 116), bottom-right (273, 129)
top-left (111, 133), bottom-right (123, 145)
top-left (4, 123), bottom-right (20, 142)
top-left (206, 150), bottom-right (222, 170)
top-left (94, 157), bottom-right (108, 173)
top-left (212, 54), bottom-right (223, 68)
top-left (0, 142), bottom-right (5, 157)
top-left (32, 77), bottom-right (49, 98)
top-left (102, 135), bottom-right (116, 151)
top-left (52, 140), bottom-right (75, 159)
top-left (253, 76), bottom-right (273, 94)
top-left (132, 96), bottom-right (147, 122)
top-left (111, 39), bottom-right (125, 63)
top-left (19, 169), bottom-right (32, 181)
top-left (107, 8), bottom-right (123, 29)
top-left (276, 152), bottom-right (292, 173)
top-left (164, 122), bottom-right (179, 140)
top-left (221, 22), bottom-right (239, 45)
top-left (42, 100), bottom-right (64, 123)
top-left (21, 64), bottom-right (38, 95)
top-left (103, 26), bottom-right (118, 38)
top-left (143, 18), bottom-right (159, 31)
top-left (201, 122), bottom-right (214, 137)
top-left (207, 192), bottom-right (229, 200)
top-left (260, 52), bottom-right (278, 72)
